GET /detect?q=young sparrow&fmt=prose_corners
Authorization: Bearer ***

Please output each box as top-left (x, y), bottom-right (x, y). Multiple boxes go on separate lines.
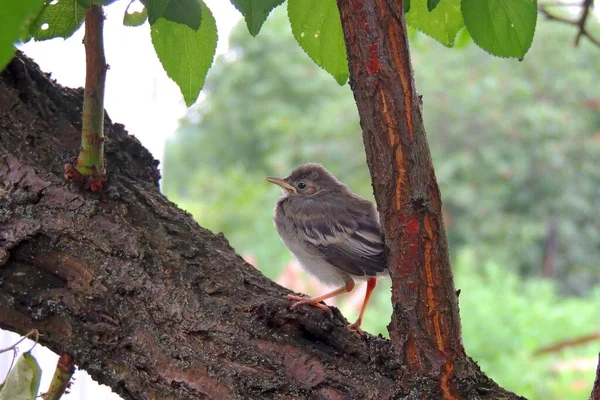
top-left (267, 163), bottom-right (387, 334)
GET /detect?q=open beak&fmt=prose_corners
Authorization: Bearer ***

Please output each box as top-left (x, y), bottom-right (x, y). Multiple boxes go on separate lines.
top-left (266, 177), bottom-right (297, 193)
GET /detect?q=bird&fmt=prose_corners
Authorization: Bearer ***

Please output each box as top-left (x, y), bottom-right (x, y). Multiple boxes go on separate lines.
top-left (266, 163), bottom-right (387, 334)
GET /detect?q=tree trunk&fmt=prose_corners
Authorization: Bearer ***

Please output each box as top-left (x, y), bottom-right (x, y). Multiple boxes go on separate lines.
top-left (0, 40), bottom-right (521, 400)
top-left (591, 354), bottom-right (600, 400)
top-left (336, 0), bottom-right (522, 398)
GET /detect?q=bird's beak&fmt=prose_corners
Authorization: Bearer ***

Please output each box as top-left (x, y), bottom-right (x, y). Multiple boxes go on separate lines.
top-left (266, 177), bottom-right (297, 193)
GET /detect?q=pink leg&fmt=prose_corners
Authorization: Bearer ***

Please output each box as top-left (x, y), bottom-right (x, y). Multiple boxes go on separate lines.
top-left (288, 279), bottom-right (355, 313)
top-left (348, 278), bottom-right (377, 335)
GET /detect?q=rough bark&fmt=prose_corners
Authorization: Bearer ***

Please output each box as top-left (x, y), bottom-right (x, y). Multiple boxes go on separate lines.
top-left (591, 354), bottom-right (600, 400)
top-left (337, 0), bottom-right (517, 399)
top-left (0, 37), bottom-right (524, 400)
top-left (0, 52), bottom-right (398, 400)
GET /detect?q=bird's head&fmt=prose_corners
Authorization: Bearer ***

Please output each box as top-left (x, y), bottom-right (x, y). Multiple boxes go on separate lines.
top-left (266, 163), bottom-right (343, 197)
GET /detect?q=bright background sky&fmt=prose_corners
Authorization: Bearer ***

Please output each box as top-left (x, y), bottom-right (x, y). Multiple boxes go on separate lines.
top-left (1, 1), bottom-right (240, 398)
top-left (19, 0), bottom-right (241, 164)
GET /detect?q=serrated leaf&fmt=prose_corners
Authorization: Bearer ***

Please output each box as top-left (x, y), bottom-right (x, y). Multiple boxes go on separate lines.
top-left (145, 0), bottom-right (167, 24)
top-left (406, 0), bottom-right (463, 47)
top-left (462, 0), bottom-right (536, 58)
top-left (76, 0), bottom-right (91, 8)
top-left (453, 27), bottom-right (471, 49)
top-left (427, 0), bottom-right (440, 11)
top-left (124, 5), bottom-right (148, 26)
top-left (151, 0), bottom-right (216, 106)
top-left (145, 0), bottom-right (202, 30)
top-left (0, 0), bottom-right (45, 70)
top-left (288, 0), bottom-right (348, 85)
top-left (29, 0), bottom-right (85, 41)
top-left (230, 0), bottom-right (284, 36)
top-left (0, 352), bottom-right (42, 400)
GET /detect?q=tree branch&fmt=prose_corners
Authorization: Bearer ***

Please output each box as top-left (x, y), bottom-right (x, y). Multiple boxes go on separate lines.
top-left (575, 0), bottom-right (594, 45)
top-left (67, 4), bottom-right (107, 190)
top-left (1, 52), bottom-right (399, 400)
top-left (534, 332), bottom-right (600, 355)
top-left (539, 0), bottom-right (600, 48)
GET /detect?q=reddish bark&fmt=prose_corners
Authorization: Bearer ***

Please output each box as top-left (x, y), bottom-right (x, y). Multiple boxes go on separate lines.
top-left (41, 353), bottom-right (75, 400)
top-left (337, 0), bottom-right (479, 398)
top-left (0, 17), bottom-right (528, 400)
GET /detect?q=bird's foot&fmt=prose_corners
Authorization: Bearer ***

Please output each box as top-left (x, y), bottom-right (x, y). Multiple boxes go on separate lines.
top-left (347, 320), bottom-right (365, 336)
top-left (287, 294), bottom-right (333, 315)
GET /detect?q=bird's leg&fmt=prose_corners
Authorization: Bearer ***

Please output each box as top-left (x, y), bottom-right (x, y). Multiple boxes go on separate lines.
top-left (288, 279), bottom-right (355, 314)
top-left (347, 278), bottom-right (377, 335)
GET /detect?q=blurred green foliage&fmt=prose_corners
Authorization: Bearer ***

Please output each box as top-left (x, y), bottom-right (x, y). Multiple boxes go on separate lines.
top-left (162, 7), bottom-right (600, 399)
top-left (164, 8), bottom-right (600, 293)
top-left (354, 249), bottom-right (600, 400)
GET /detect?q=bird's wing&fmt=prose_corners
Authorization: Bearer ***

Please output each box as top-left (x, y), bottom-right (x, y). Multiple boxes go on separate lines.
top-left (296, 206), bottom-right (386, 277)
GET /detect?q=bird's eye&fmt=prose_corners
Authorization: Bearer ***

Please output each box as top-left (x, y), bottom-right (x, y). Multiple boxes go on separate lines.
top-left (297, 182), bottom-right (306, 189)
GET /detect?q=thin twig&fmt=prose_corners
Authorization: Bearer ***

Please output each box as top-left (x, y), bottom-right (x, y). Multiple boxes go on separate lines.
top-left (40, 354), bottom-right (76, 400)
top-left (0, 329), bottom-right (40, 355)
top-left (538, 1), bottom-right (600, 48)
top-left (575, 0), bottom-right (593, 45)
top-left (534, 332), bottom-right (600, 355)
top-left (0, 330), bottom-right (40, 381)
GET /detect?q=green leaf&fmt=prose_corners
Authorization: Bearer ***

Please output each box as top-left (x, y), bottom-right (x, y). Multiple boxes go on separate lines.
top-left (405, 0), bottom-right (463, 47)
top-left (76, 0), bottom-right (91, 8)
top-left (462, 0), bottom-right (537, 58)
top-left (124, 5), bottom-right (148, 26)
top-left (230, 0), bottom-right (284, 37)
top-left (0, 352), bottom-right (42, 400)
top-left (151, 0), bottom-right (217, 106)
top-left (93, 0), bottom-right (118, 4)
top-left (29, 0), bottom-right (86, 41)
top-left (145, 0), bottom-right (202, 30)
top-left (145, 0), bottom-right (166, 24)
top-left (404, 0), bottom-right (410, 13)
top-left (427, 0), bottom-right (440, 11)
top-left (453, 26), bottom-right (471, 49)
top-left (0, 0), bottom-right (45, 70)
top-left (287, 0), bottom-right (348, 85)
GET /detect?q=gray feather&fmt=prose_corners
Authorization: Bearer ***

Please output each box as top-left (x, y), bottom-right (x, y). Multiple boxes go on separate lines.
top-left (271, 163), bottom-right (388, 284)
top-left (286, 198), bottom-right (386, 277)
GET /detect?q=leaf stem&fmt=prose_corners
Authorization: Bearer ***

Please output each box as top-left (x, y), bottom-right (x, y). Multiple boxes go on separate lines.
top-left (41, 353), bottom-right (76, 400)
top-left (75, 4), bottom-right (107, 178)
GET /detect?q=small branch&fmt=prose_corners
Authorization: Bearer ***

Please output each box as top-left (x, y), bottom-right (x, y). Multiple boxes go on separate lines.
top-left (67, 4), bottom-right (107, 191)
top-left (534, 332), bottom-right (600, 355)
top-left (41, 354), bottom-right (76, 400)
top-left (591, 353), bottom-right (600, 400)
top-left (0, 329), bottom-right (40, 374)
top-left (0, 329), bottom-right (39, 355)
top-left (575, 0), bottom-right (593, 45)
top-left (539, 0), bottom-right (600, 48)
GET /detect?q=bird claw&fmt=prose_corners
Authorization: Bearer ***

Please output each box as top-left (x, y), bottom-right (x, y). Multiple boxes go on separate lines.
top-left (347, 321), bottom-right (365, 336)
top-left (287, 294), bottom-right (333, 315)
